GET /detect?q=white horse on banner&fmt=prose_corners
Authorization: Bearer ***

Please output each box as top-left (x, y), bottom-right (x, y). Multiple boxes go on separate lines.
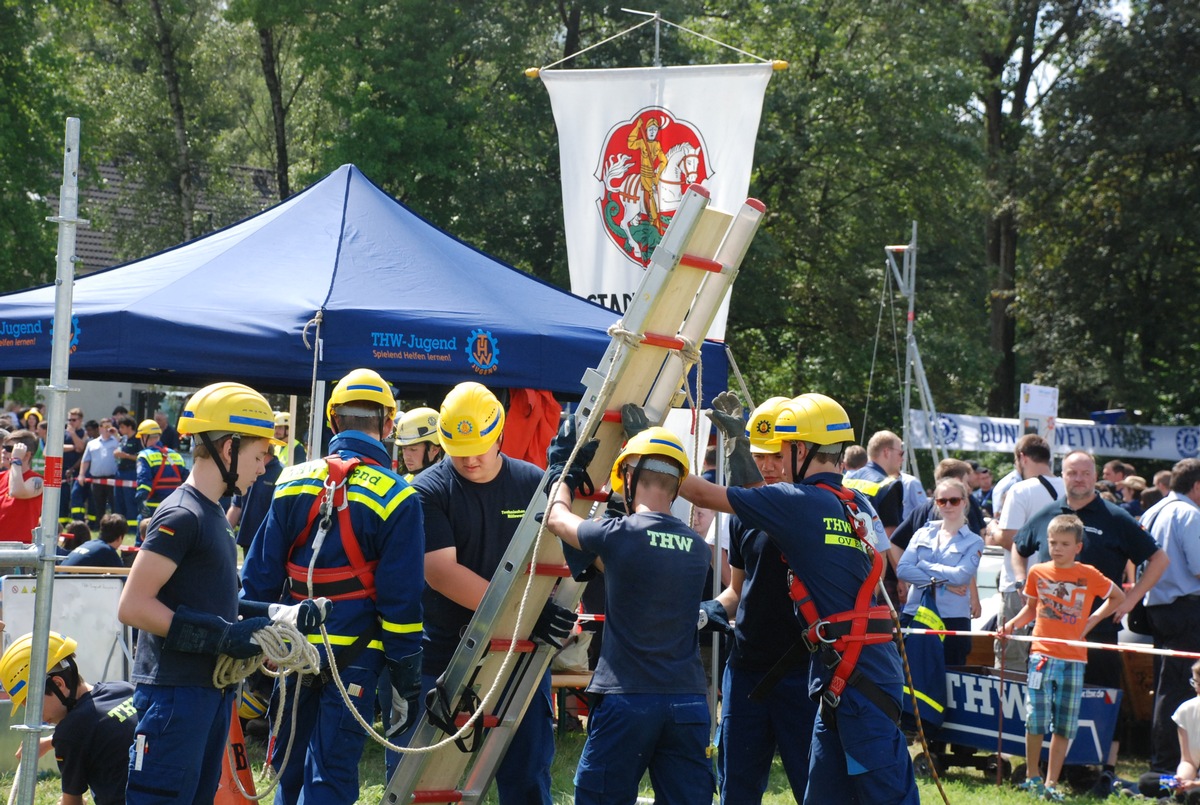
top-left (600, 143), bottom-right (704, 261)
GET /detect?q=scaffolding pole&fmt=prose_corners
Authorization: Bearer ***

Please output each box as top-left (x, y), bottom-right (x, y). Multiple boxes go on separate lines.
top-left (11, 117), bottom-right (88, 805)
top-left (885, 222), bottom-right (945, 482)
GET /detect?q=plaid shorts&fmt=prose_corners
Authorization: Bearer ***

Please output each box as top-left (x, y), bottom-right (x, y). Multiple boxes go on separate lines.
top-left (1025, 653), bottom-right (1084, 738)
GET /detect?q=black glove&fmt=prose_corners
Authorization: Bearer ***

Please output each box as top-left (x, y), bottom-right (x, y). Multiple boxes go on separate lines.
top-left (621, 403), bottom-right (651, 440)
top-left (386, 650), bottom-right (422, 738)
top-left (165, 605), bottom-right (269, 659)
top-left (545, 415), bottom-right (599, 497)
top-left (708, 391), bottom-right (762, 488)
top-left (236, 598), bottom-right (328, 634)
top-left (531, 600), bottom-right (575, 648)
top-left (697, 599), bottom-right (732, 634)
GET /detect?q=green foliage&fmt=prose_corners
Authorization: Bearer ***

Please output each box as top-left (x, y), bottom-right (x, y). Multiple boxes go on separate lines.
top-left (0, 0), bottom-right (69, 288)
top-left (1022, 2), bottom-right (1200, 422)
top-left (3, 0), bottom-right (1197, 430)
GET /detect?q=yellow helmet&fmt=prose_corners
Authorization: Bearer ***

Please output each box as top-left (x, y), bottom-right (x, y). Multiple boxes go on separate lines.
top-left (0, 631), bottom-right (77, 713)
top-left (178, 382), bottom-right (284, 444)
top-left (438, 382), bottom-right (505, 457)
top-left (610, 426), bottom-right (690, 496)
top-left (325, 369), bottom-right (397, 427)
top-left (238, 688), bottom-right (268, 720)
top-left (774, 394), bottom-right (854, 447)
top-left (397, 407), bottom-right (440, 446)
top-left (746, 396), bottom-right (790, 454)
top-left (136, 419), bottom-right (162, 438)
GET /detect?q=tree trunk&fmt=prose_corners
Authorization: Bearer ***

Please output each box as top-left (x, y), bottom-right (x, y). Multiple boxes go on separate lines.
top-left (257, 26), bottom-right (290, 200)
top-left (148, 0), bottom-right (195, 241)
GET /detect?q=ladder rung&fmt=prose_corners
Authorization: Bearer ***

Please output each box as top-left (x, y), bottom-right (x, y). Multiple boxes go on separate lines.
top-left (489, 638), bottom-right (536, 653)
top-left (454, 713), bottom-right (499, 729)
top-left (640, 332), bottom-right (685, 350)
top-left (411, 791), bottom-right (464, 803)
top-left (678, 253), bottom-right (722, 273)
top-left (601, 410), bottom-right (623, 423)
top-left (527, 563), bottom-right (571, 577)
top-left (575, 490), bottom-right (608, 503)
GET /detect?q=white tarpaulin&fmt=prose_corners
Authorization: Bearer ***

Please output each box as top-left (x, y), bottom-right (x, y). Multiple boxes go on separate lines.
top-left (910, 410), bottom-right (1200, 462)
top-left (540, 63), bottom-right (773, 338)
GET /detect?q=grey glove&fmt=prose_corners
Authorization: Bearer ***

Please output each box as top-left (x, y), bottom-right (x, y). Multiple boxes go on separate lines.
top-left (269, 598), bottom-right (331, 635)
top-left (165, 605), bottom-right (269, 660)
top-left (621, 403), bottom-right (651, 440)
top-left (532, 600), bottom-right (575, 648)
top-left (386, 650), bottom-right (422, 738)
top-left (708, 391), bottom-right (762, 488)
top-left (697, 599), bottom-right (732, 634)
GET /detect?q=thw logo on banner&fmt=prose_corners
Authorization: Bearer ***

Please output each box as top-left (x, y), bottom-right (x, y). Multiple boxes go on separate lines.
top-left (596, 108), bottom-right (709, 266)
top-left (541, 63), bottom-right (773, 337)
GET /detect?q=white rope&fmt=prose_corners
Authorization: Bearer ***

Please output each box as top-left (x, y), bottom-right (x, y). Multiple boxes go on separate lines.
top-left (213, 621), bottom-right (321, 801)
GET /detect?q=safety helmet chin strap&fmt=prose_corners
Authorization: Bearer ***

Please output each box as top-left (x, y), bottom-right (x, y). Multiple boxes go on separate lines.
top-left (622, 456), bottom-right (682, 513)
top-left (789, 441), bottom-right (846, 482)
top-left (46, 657), bottom-right (80, 712)
top-left (200, 432), bottom-right (242, 498)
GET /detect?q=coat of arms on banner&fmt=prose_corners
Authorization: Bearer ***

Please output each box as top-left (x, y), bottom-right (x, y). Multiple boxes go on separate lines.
top-left (594, 107), bottom-right (709, 267)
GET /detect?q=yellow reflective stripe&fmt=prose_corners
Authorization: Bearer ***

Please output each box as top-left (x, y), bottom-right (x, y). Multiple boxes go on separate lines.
top-left (824, 533), bottom-right (868, 554)
top-left (915, 606), bottom-right (946, 636)
top-left (308, 634), bottom-right (384, 651)
top-left (381, 619), bottom-right (422, 634)
top-left (345, 483), bottom-right (413, 520)
top-left (274, 481), bottom-right (324, 500)
top-left (903, 685), bottom-right (945, 713)
top-left (842, 477), bottom-right (884, 496)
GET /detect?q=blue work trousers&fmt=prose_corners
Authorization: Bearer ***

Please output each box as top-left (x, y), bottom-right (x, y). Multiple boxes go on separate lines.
top-left (126, 684), bottom-right (232, 805)
top-left (270, 662), bottom-right (378, 805)
top-left (116, 467), bottom-right (138, 533)
top-left (574, 692), bottom-right (714, 805)
top-left (388, 670), bottom-right (554, 805)
top-left (718, 664), bottom-right (815, 803)
top-left (804, 686), bottom-right (918, 805)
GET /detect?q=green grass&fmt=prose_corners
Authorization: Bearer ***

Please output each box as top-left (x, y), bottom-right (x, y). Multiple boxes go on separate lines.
top-left (0, 726), bottom-right (1152, 804)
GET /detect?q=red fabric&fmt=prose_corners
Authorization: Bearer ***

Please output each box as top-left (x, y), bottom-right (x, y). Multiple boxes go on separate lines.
top-left (0, 471), bottom-right (42, 543)
top-left (500, 389), bottom-right (561, 469)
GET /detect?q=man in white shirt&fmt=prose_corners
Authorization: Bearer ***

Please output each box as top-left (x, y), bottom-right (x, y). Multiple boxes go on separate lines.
top-left (988, 434), bottom-right (1062, 668)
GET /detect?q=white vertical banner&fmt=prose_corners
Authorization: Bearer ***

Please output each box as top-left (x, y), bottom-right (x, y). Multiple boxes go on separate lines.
top-left (540, 63), bottom-right (773, 339)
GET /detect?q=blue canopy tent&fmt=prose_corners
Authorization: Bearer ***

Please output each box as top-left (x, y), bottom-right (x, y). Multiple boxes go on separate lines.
top-left (0, 164), bottom-right (726, 401)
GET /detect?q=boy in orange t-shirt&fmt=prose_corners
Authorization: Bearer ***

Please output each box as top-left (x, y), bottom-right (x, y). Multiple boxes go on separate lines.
top-left (1000, 514), bottom-right (1125, 801)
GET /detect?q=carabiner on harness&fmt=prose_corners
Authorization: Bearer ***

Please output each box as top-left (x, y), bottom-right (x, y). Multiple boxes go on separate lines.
top-left (310, 473), bottom-right (341, 559)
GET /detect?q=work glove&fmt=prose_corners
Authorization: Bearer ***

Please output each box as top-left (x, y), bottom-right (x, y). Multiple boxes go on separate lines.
top-left (165, 605), bottom-right (270, 660)
top-left (708, 391), bottom-right (762, 488)
top-left (268, 598), bottom-right (331, 635)
top-left (697, 599), bottom-right (732, 634)
top-left (531, 600), bottom-right (576, 648)
top-left (621, 403), bottom-right (651, 440)
top-left (386, 650), bottom-right (422, 738)
top-left (545, 415), bottom-right (599, 497)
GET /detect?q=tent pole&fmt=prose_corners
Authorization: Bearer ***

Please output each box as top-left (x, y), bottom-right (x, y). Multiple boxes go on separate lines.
top-left (285, 394), bottom-right (299, 467)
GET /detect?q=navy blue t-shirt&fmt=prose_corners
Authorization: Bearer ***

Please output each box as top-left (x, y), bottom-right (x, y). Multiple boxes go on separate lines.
top-left (53, 680), bottom-right (137, 805)
top-left (727, 515), bottom-right (808, 672)
top-left (414, 455), bottom-right (543, 675)
top-left (577, 511), bottom-right (709, 695)
top-left (1014, 494), bottom-right (1158, 639)
top-left (132, 484), bottom-right (240, 686)
top-left (62, 539), bottom-right (124, 569)
top-left (728, 472), bottom-right (903, 701)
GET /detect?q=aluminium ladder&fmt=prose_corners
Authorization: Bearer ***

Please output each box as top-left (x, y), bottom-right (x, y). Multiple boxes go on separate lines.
top-left (383, 185), bottom-right (765, 804)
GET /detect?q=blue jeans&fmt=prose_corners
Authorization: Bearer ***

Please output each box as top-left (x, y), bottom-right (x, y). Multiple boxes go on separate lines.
top-left (805, 686), bottom-right (918, 805)
top-left (575, 692), bottom-right (714, 805)
top-left (127, 684), bottom-right (232, 805)
top-left (718, 663), bottom-right (815, 803)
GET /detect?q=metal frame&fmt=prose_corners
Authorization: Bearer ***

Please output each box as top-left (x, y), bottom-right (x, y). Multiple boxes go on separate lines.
top-left (885, 222), bottom-right (946, 480)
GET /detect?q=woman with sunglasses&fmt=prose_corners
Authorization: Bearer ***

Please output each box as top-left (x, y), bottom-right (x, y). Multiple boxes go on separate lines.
top-left (895, 477), bottom-right (985, 665)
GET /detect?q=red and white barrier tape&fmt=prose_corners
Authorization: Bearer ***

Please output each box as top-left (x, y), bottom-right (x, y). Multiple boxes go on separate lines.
top-left (902, 627), bottom-right (1200, 661)
top-left (76, 477), bottom-right (138, 488)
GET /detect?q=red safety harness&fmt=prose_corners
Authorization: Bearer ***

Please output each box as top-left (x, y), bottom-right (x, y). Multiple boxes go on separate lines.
top-left (750, 481), bottom-right (899, 724)
top-left (148, 447), bottom-right (185, 499)
top-left (286, 455), bottom-right (379, 602)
